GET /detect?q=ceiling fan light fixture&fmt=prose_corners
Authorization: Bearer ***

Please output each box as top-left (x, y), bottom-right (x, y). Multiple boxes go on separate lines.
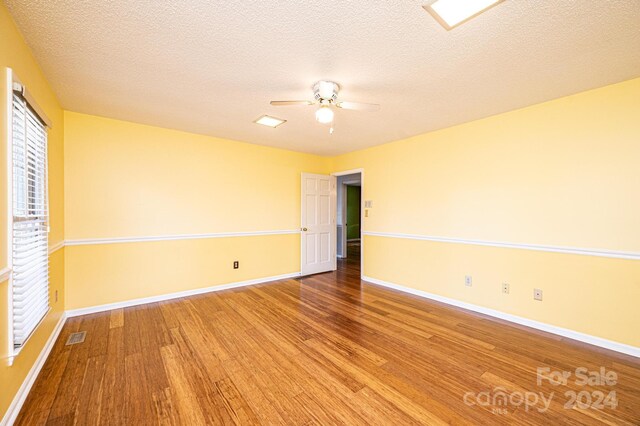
top-left (424, 0), bottom-right (504, 30)
top-left (270, 81), bottom-right (378, 131)
top-left (318, 81), bottom-right (336, 99)
top-left (313, 81), bottom-right (340, 102)
top-left (315, 106), bottom-right (334, 124)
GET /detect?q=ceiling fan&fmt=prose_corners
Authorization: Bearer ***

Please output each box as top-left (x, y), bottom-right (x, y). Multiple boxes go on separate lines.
top-left (270, 81), bottom-right (380, 130)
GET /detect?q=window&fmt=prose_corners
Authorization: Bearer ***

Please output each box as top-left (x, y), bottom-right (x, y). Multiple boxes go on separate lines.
top-left (11, 88), bottom-right (49, 349)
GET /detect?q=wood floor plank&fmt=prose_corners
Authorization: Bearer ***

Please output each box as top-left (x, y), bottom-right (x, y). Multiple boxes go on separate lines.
top-left (16, 244), bottom-right (640, 424)
top-left (74, 355), bottom-right (107, 425)
top-left (124, 352), bottom-right (156, 422)
top-left (159, 343), bottom-right (208, 425)
top-left (109, 308), bottom-right (124, 329)
top-left (98, 326), bottom-right (126, 425)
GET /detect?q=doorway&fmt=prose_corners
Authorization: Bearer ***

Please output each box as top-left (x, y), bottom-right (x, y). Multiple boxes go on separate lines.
top-left (333, 169), bottom-right (363, 275)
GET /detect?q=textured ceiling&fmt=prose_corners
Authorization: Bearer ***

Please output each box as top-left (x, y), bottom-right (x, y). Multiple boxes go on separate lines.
top-left (5, 0), bottom-right (640, 155)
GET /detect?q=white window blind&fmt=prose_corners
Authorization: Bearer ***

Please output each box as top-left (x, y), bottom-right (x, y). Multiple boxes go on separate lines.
top-left (11, 91), bottom-right (49, 349)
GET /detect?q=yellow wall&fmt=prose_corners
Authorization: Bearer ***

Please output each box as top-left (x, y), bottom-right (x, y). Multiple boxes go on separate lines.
top-left (65, 235), bottom-right (298, 309)
top-left (332, 78), bottom-right (640, 347)
top-left (64, 111), bottom-right (329, 309)
top-left (0, 2), bottom-right (65, 420)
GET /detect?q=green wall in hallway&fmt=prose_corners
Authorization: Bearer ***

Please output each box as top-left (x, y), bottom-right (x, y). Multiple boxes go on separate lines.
top-left (346, 185), bottom-right (361, 240)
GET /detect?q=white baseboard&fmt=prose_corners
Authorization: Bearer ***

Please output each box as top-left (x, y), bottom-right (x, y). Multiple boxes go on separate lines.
top-left (66, 272), bottom-right (301, 317)
top-left (362, 275), bottom-right (640, 358)
top-left (1, 313), bottom-right (67, 426)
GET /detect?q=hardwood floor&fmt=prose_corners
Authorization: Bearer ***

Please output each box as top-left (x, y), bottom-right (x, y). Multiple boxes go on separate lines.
top-left (17, 246), bottom-right (640, 425)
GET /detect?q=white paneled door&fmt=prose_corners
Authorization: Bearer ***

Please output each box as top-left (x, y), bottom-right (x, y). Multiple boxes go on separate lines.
top-left (301, 173), bottom-right (337, 276)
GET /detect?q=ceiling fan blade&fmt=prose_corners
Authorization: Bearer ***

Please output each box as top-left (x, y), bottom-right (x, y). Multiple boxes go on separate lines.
top-left (270, 100), bottom-right (314, 106)
top-left (336, 101), bottom-right (380, 112)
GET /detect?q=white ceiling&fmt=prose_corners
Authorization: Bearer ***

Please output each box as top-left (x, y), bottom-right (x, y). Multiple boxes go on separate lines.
top-left (6, 0), bottom-right (640, 156)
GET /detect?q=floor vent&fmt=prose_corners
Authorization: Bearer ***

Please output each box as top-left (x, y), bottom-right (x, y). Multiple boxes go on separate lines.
top-left (66, 331), bottom-right (87, 345)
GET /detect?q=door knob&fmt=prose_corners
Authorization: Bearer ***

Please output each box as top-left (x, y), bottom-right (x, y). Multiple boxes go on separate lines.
top-left (302, 227), bottom-right (308, 231)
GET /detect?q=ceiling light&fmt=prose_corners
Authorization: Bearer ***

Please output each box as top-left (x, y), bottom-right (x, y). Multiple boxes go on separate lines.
top-left (254, 115), bottom-right (286, 128)
top-left (424, 0), bottom-right (504, 30)
top-left (315, 106), bottom-right (334, 124)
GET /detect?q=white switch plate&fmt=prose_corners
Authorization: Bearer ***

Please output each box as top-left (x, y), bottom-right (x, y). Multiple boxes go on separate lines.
top-left (364, 200), bottom-right (373, 208)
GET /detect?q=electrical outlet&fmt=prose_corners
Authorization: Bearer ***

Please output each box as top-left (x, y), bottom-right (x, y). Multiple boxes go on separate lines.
top-left (233, 261), bottom-right (239, 269)
top-left (465, 275), bottom-right (472, 287)
top-left (534, 288), bottom-right (543, 301)
top-left (502, 282), bottom-right (509, 294)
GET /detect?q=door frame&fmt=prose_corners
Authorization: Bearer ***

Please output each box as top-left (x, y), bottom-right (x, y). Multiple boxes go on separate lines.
top-left (331, 168), bottom-right (364, 278)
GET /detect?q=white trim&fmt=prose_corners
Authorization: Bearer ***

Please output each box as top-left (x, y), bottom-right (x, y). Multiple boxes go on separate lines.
top-left (64, 229), bottom-right (300, 247)
top-left (0, 267), bottom-right (10, 282)
top-left (362, 275), bottom-right (640, 358)
top-left (48, 241), bottom-right (65, 254)
top-left (32, 230), bottom-right (303, 251)
top-left (364, 231), bottom-right (640, 261)
top-left (1, 313), bottom-right (66, 426)
top-left (339, 184), bottom-right (347, 257)
top-left (66, 272), bottom-right (301, 317)
top-left (6, 68), bottom-right (15, 359)
top-left (331, 168), bottom-right (364, 177)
